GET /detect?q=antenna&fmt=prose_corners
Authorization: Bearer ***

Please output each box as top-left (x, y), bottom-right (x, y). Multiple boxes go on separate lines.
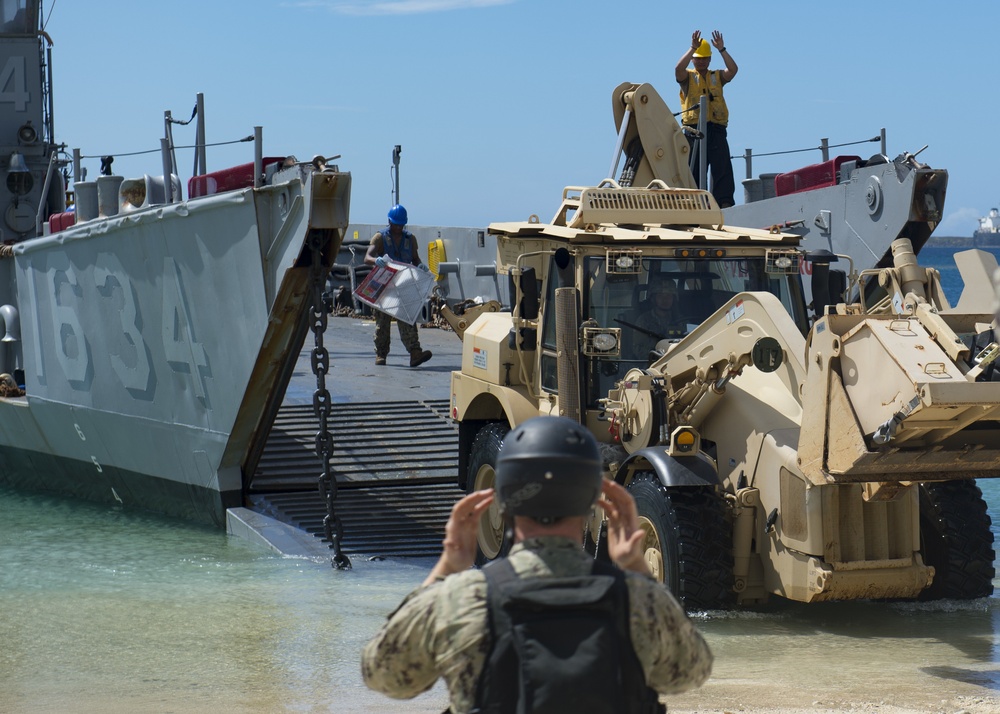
top-left (392, 145), bottom-right (401, 205)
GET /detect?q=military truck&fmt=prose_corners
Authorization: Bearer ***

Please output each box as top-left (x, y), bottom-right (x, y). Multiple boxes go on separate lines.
top-left (448, 173), bottom-right (1000, 610)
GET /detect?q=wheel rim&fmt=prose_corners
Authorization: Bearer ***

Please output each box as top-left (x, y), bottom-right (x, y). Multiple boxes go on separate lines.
top-left (474, 463), bottom-right (504, 559)
top-left (638, 515), bottom-right (664, 583)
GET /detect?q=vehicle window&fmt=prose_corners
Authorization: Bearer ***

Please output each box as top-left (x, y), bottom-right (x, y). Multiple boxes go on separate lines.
top-left (581, 255), bottom-right (808, 407)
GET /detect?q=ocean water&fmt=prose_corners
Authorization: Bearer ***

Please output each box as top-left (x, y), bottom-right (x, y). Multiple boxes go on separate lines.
top-left (0, 486), bottom-right (443, 713)
top-left (2, 246), bottom-right (1000, 713)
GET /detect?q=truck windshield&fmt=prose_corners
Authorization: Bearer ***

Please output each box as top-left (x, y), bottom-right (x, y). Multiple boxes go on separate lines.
top-left (583, 255), bottom-right (808, 404)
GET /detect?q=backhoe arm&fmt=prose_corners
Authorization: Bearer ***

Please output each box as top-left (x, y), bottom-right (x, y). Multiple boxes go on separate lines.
top-left (607, 291), bottom-right (806, 453)
top-left (610, 82), bottom-right (699, 191)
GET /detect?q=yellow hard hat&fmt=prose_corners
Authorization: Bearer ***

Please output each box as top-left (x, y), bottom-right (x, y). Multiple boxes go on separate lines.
top-left (693, 39), bottom-right (712, 58)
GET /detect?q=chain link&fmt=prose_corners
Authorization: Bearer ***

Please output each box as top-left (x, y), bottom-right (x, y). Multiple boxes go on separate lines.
top-left (308, 229), bottom-right (351, 570)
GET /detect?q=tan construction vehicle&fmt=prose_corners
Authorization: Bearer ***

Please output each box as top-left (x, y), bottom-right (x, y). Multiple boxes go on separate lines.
top-left (449, 151), bottom-right (1000, 610)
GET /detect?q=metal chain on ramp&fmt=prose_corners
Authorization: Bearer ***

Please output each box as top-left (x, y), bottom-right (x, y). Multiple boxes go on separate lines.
top-left (309, 230), bottom-right (351, 570)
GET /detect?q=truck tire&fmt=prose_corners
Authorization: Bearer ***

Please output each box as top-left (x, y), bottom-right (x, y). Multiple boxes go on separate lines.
top-left (467, 422), bottom-right (511, 566)
top-left (628, 472), bottom-right (735, 610)
top-left (918, 480), bottom-right (995, 600)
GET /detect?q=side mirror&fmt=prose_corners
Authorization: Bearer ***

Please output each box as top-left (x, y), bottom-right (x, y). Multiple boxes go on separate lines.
top-left (517, 267), bottom-right (539, 320)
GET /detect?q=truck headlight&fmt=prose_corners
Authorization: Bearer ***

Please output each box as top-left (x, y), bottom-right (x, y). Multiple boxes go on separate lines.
top-left (582, 327), bottom-right (621, 357)
top-left (592, 332), bottom-right (618, 351)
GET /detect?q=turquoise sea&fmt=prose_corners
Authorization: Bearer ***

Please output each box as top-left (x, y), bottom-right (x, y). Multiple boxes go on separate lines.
top-left (2, 245), bottom-right (999, 713)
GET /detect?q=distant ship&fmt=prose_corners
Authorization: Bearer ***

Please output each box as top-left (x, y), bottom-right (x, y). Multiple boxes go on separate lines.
top-left (974, 208), bottom-right (1000, 248)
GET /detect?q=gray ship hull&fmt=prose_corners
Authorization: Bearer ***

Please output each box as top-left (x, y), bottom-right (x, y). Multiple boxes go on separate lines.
top-left (0, 167), bottom-right (351, 525)
top-left (973, 230), bottom-right (1000, 248)
top-left (723, 153), bottom-right (947, 283)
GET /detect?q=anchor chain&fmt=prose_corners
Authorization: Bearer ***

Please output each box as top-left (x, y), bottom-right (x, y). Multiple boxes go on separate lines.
top-left (308, 229), bottom-right (351, 570)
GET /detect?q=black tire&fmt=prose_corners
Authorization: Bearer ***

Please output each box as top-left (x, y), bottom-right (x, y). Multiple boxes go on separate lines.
top-left (627, 472), bottom-right (735, 611)
top-left (467, 422), bottom-right (511, 566)
top-left (919, 480), bottom-right (995, 600)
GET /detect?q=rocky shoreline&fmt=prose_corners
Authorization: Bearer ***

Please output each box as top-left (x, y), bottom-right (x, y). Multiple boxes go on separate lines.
top-left (927, 235), bottom-right (975, 247)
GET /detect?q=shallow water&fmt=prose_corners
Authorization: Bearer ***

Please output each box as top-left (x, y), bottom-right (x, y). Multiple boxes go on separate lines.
top-left (3, 481), bottom-right (999, 713)
top-left (0, 487), bottom-right (443, 713)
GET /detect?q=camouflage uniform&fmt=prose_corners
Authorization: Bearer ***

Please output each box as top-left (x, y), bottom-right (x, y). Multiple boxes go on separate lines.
top-left (370, 230), bottom-right (424, 359)
top-left (374, 309), bottom-right (421, 357)
top-left (361, 536), bottom-right (713, 713)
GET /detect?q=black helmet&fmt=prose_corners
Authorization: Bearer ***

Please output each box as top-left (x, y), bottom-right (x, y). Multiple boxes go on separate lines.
top-left (495, 416), bottom-right (603, 521)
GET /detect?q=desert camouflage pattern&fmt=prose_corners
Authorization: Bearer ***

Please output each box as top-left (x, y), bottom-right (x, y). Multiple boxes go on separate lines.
top-left (361, 537), bottom-right (713, 712)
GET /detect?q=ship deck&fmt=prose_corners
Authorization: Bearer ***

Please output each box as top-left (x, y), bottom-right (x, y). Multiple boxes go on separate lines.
top-left (234, 315), bottom-right (466, 561)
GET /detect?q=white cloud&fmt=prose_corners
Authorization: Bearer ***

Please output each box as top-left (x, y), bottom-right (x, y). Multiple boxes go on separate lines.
top-left (284, 0), bottom-right (515, 15)
top-left (937, 206), bottom-right (982, 238)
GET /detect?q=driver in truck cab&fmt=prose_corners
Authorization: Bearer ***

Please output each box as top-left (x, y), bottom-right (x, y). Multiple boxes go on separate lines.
top-left (633, 277), bottom-right (685, 358)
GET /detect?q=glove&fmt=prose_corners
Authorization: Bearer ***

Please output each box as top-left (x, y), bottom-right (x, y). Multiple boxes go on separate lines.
top-left (375, 255), bottom-right (389, 268)
top-left (418, 263), bottom-right (429, 272)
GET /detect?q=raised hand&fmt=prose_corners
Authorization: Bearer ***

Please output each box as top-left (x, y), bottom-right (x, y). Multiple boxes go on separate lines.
top-left (422, 489), bottom-right (495, 585)
top-left (598, 480), bottom-right (651, 576)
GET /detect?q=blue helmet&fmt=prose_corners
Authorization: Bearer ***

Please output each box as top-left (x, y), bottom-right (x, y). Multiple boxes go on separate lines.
top-left (388, 204), bottom-right (408, 226)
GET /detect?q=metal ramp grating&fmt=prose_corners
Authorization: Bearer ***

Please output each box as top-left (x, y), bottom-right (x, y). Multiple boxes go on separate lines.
top-left (250, 398), bottom-right (462, 558)
top-left (254, 481), bottom-right (463, 558)
top-left (251, 398), bottom-right (457, 491)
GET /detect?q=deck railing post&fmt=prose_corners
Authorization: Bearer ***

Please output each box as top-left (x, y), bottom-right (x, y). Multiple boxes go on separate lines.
top-left (254, 127), bottom-right (263, 188)
top-left (697, 95), bottom-right (708, 188)
top-left (160, 138), bottom-right (173, 203)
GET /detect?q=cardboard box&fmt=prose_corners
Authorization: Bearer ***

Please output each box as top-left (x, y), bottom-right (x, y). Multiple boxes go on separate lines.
top-left (353, 260), bottom-right (435, 325)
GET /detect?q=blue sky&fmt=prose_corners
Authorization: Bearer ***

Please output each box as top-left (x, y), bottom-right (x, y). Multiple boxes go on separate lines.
top-left (46, 0), bottom-right (996, 237)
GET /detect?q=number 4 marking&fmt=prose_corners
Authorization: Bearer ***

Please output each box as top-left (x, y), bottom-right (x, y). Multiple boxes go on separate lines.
top-left (162, 257), bottom-right (209, 401)
top-left (0, 56), bottom-right (30, 111)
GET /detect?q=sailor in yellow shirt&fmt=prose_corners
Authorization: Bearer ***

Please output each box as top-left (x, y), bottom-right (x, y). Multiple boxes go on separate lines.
top-left (676, 29), bottom-right (739, 208)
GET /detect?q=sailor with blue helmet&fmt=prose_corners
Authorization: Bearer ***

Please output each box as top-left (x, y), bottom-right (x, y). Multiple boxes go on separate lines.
top-left (364, 204), bottom-right (433, 367)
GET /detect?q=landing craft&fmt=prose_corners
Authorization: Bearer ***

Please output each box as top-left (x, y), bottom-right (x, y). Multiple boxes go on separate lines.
top-left (0, 1), bottom-right (351, 533)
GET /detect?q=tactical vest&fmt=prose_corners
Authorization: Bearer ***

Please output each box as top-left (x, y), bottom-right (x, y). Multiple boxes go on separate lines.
top-left (471, 558), bottom-right (665, 714)
top-left (378, 227), bottom-right (416, 265)
top-left (679, 69), bottom-right (729, 127)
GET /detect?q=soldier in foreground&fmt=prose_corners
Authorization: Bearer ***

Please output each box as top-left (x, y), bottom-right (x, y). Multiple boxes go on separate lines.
top-left (362, 416), bottom-right (713, 713)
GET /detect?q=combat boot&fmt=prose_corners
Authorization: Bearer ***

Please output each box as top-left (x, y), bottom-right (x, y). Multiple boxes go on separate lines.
top-left (375, 354), bottom-right (387, 366)
top-left (409, 348), bottom-right (432, 368)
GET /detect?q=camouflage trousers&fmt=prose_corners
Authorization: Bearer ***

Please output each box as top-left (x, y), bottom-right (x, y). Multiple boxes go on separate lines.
top-left (374, 311), bottom-right (421, 357)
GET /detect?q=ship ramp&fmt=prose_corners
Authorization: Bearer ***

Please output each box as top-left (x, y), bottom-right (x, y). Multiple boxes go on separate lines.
top-left (239, 316), bottom-right (465, 560)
